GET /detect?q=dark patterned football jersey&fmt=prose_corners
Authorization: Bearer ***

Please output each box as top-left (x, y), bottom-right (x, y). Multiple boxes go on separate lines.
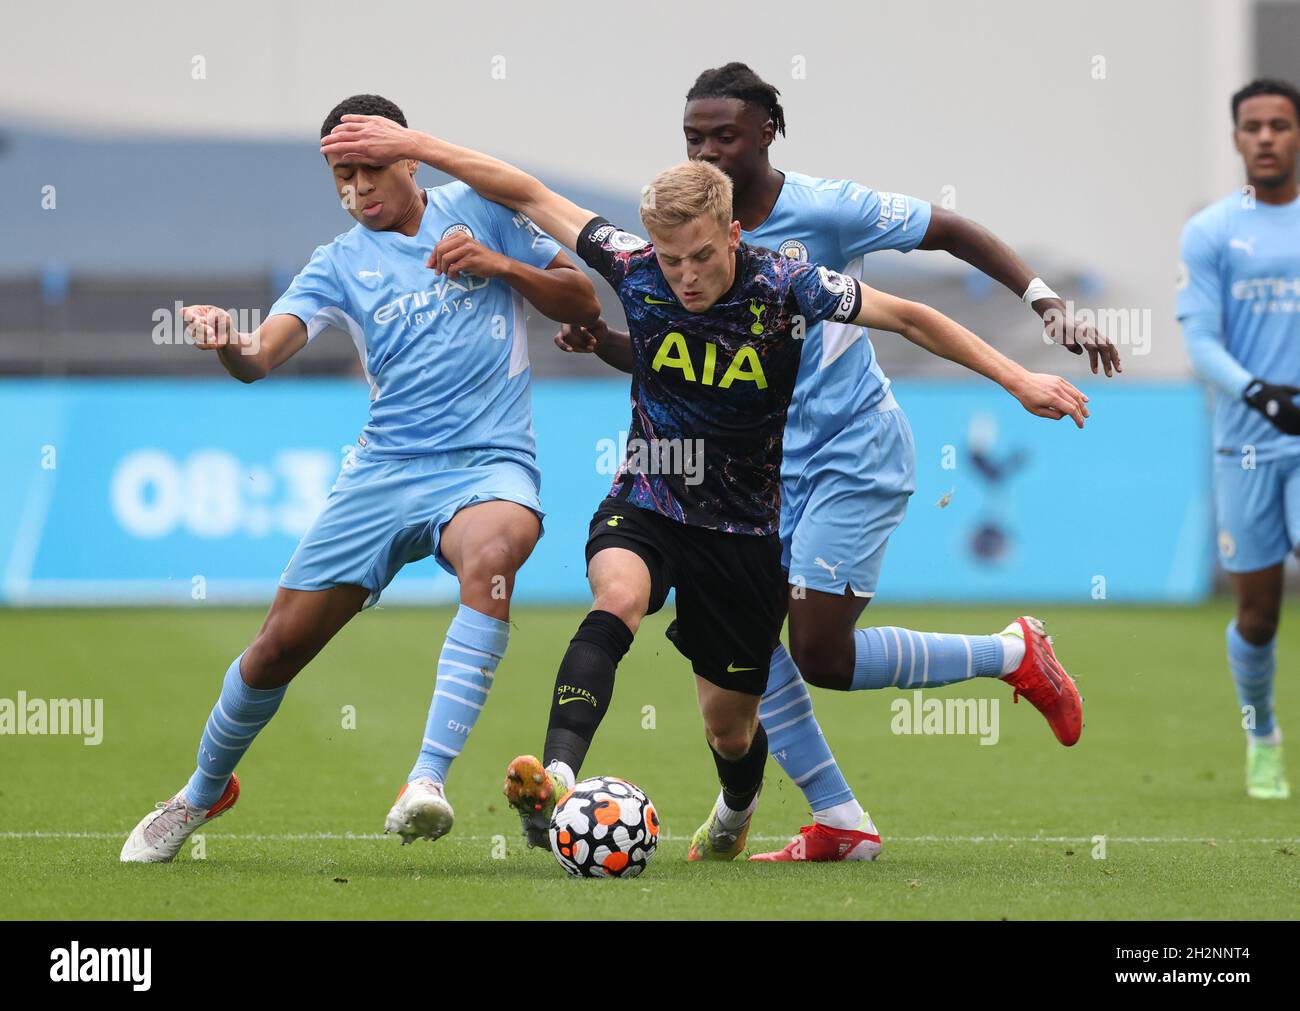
top-left (576, 216), bottom-right (862, 534)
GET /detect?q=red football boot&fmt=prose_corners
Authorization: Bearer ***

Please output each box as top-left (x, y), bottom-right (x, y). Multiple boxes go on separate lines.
top-left (749, 817), bottom-right (882, 862)
top-left (1000, 616), bottom-right (1082, 746)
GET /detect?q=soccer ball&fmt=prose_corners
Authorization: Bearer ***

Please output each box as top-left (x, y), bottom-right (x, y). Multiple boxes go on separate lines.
top-left (549, 776), bottom-right (659, 878)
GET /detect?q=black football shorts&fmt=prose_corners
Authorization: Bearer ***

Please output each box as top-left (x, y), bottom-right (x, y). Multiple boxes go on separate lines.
top-left (584, 498), bottom-right (787, 695)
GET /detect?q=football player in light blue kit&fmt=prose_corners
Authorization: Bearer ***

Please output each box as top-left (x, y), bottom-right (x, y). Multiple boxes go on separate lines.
top-left (1178, 78), bottom-right (1300, 801)
top-left (121, 94), bottom-right (601, 862)
top-left (559, 63), bottom-right (1114, 860)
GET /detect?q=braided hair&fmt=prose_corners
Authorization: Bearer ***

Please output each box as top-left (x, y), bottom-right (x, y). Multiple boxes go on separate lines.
top-left (686, 63), bottom-right (786, 137)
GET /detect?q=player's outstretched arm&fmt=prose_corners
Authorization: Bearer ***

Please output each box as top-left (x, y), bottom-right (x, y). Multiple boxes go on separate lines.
top-left (182, 306), bottom-right (306, 383)
top-left (554, 320), bottom-right (634, 374)
top-left (853, 285), bottom-right (1089, 428)
top-left (918, 208), bottom-right (1121, 378)
top-left (320, 115), bottom-right (596, 253)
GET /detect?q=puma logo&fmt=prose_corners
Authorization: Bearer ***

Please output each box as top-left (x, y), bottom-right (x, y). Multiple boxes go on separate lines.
top-left (357, 260), bottom-right (385, 281)
top-left (814, 557), bottom-right (843, 579)
top-left (1229, 237), bottom-right (1255, 257)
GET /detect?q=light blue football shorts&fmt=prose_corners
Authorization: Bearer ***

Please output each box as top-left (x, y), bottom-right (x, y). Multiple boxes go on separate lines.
top-left (1213, 452), bottom-right (1300, 573)
top-left (279, 446), bottom-right (544, 607)
top-left (780, 390), bottom-right (916, 597)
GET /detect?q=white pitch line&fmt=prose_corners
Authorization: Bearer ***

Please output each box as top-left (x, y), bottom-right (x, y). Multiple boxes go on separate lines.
top-left (1, 831), bottom-right (1296, 844)
top-left (880, 835), bottom-right (1299, 844)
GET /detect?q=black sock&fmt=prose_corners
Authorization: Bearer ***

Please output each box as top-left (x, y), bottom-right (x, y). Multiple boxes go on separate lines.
top-left (542, 610), bottom-right (634, 776)
top-left (710, 724), bottom-right (768, 810)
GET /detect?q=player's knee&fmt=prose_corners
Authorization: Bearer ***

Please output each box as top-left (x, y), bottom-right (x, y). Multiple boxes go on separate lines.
top-left (590, 588), bottom-right (644, 633)
top-left (459, 538), bottom-right (518, 594)
top-left (243, 628), bottom-right (310, 686)
top-left (703, 711), bottom-right (757, 762)
top-left (789, 635), bottom-right (854, 690)
top-left (1236, 607), bottom-right (1279, 646)
top-left (706, 726), bottom-right (754, 762)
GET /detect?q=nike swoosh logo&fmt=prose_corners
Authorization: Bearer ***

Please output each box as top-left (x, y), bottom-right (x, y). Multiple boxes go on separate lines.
top-left (726, 663), bottom-right (758, 673)
top-left (643, 295), bottom-right (674, 305)
top-left (557, 695), bottom-right (596, 706)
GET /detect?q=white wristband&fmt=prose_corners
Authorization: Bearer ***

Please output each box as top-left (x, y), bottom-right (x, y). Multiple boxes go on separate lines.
top-left (1021, 277), bottom-right (1060, 305)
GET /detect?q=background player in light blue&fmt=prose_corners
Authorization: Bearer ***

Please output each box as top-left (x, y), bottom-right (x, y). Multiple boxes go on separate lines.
top-left (558, 64), bottom-right (1113, 860)
top-left (120, 94), bottom-right (601, 862)
top-left (1178, 78), bottom-right (1300, 801)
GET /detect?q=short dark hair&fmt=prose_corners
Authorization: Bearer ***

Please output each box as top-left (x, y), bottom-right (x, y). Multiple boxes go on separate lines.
top-left (686, 62), bottom-right (786, 137)
top-left (1231, 78), bottom-right (1300, 124)
top-left (321, 94), bottom-right (406, 139)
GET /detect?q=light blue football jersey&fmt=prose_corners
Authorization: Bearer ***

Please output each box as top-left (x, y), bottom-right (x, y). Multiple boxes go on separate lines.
top-left (1178, 191), bottom-right (1300, 460)
top-left (743, 171), bottom-right (932, 466)
top-left (269, 182), bottom-right (561, 458)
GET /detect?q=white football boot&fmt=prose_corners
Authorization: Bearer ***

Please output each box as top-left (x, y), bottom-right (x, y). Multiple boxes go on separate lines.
top-left (384, 776), bottom-right (455, 844)
top-left (120, 774), bottom-right (240, 863)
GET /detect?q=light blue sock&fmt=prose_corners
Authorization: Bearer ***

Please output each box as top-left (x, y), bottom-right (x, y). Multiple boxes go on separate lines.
top-left (409, 604), bottom-right (508, 784)
top-left (760, 644), bottom-right (855, 813)
top-left (852, 626), bottom-right (1004, 690)
top-left (184, 653), bottom-right (285, 809)
top-left (1227, 621), bottom-right (1276, 739)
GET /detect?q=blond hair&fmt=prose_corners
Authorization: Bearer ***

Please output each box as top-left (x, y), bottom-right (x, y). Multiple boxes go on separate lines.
top-left (639, 161), bottom-right (734, 235)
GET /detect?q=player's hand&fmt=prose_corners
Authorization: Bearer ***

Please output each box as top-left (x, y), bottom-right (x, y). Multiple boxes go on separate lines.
top-left (1041, 305), bottom-right (1122, 378)
top-left (319, 114), bottom-right (421, 164)
top-left (1244, 379), bottom-right (1300, 435)
top-left (182, 305), bottom-right (237, 350)
top-left (555, 319), bottom-right (608, 353)
top-left (1009, 371), bottom-right (1089, 428)
top-left (426, 233), bottom-right (510, 280)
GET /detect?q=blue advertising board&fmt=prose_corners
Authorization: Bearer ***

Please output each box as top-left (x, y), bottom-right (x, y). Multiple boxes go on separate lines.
top-left (0, 379), bottom-right (1212, 605)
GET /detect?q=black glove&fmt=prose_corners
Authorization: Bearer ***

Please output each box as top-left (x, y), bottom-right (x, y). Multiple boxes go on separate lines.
top-left (1244, 379), bottom-right (1300, 436)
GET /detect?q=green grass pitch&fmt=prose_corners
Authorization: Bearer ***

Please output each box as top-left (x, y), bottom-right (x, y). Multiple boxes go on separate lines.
top-left (1, 603), bottom-right (1296, 920)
